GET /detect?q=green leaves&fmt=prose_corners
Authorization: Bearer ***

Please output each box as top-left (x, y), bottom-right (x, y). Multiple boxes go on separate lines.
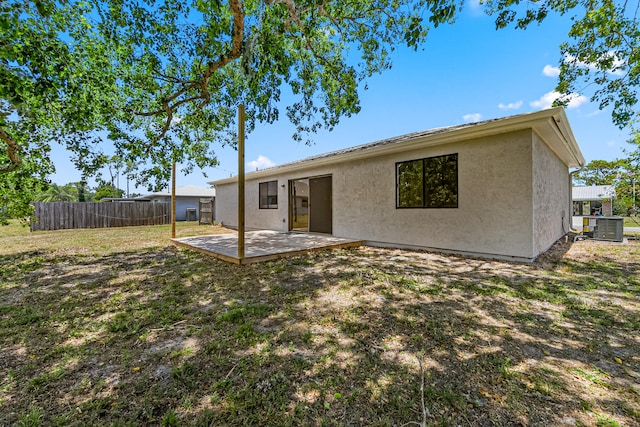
top-left (573, 134), bottom-right (640, 215)
top-left (82, 0), bottom-right (444, 162)
top-left (427, 0), bottom-right (461, 28)
top-left (573, 159), bottom-right (624, 186)
top-left (486, 0), bottom-right (639, 129)
top-left (0, 135), bottom-right (53, 224)
top-left (3, 0), bottom-right (639, 223)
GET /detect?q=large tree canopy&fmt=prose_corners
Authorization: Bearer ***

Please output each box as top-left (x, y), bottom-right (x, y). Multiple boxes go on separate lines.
top-left (1, 0), bottom-right (639, 223)
top-left (571, 134), bottom-right (640, 214)
top-left (96, 0), bottom-right (445, 186)
top-left (486, 0), bottom-right (640, 128)
top-left (1, 0), bottom-right (120, 222)
top-left (619, 131), bottom-right (640, 213)
top-left (1, 0), bottom-right (448, 222)
top-left (573, 159), bottom-right (624, 186)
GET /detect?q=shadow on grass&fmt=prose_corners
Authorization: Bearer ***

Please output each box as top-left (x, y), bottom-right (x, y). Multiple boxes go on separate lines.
top-left (0, 241), bottom-right (638, 426)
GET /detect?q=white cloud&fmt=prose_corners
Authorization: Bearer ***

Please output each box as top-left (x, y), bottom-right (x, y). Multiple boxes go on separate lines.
top-left (462, 113), bottom-right (482, 123)
top-left (498, 100), bottom-right (523, 110)
top-left (467, 0), bottom-right (482, 12)
top-left (530, 91), bottom-right (588, 110)
top-left (247, 155), bottom-right (276, 171)
top-left (542, 65), bottom-right (560, 77)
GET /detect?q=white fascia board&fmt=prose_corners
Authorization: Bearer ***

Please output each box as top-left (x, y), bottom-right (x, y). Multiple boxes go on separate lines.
top-left (533, 108), bottom-right (585, 168)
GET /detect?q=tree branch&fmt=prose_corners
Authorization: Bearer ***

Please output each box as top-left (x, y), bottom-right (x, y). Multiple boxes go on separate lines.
top-left (134, 0), bottom-right (246, 144)
top-left (0, 127), bottom-right (21, 174)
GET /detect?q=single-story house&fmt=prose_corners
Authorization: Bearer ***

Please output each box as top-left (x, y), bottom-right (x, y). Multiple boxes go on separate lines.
top-left (211, 107), bottom-right (584, 262)
top-left (135, 185), bottom-right (215, 221)
top-left (572, 185), bottom-right (616, 216)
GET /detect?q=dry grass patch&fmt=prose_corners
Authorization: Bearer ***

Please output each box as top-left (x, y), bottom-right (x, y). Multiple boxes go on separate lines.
top-left (0, 221), bottom-right (231, 256)
top-left (0, 224), bottom-right (639, 426)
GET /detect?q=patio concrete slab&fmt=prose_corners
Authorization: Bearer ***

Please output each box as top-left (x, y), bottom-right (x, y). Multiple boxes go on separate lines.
top-left (172, 230), bottom-right (363, 265)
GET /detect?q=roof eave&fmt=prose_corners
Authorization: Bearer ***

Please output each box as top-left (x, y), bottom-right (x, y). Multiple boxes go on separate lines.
top-left (532, 108), bottom-right (585, 168)
top-left (210, 107), bottom-right (585, 186)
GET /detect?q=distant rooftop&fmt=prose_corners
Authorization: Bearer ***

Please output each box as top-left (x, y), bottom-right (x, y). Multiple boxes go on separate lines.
top-left (572, 185), bottom-right (616, 200)
top-left (137, 185), bottom-right (215, 199)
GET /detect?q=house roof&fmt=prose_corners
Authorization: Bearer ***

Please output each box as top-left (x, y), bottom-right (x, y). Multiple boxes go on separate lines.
top-left (572, 185), bottom-right (616, 201)
top-left (136, 185), bottom-right (215, 199)
top-left (101, 198), bottom-right (148, 202)
top-left (210, 107), bottom-right (585, 186)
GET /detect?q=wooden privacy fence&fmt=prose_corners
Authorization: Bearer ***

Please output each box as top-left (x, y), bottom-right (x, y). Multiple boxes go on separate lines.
top-left (30, 202), bottom-right (171, 231)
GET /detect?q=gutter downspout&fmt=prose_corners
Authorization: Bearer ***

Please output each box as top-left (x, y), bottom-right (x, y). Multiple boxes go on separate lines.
top-left (568, 168), bottom-right (583, 233)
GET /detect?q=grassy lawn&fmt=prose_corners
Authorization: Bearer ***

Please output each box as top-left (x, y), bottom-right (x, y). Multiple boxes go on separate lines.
top-left (1, 223), bottom-right (639, 426)
top-left (624, 216), bottom-right (640, 228)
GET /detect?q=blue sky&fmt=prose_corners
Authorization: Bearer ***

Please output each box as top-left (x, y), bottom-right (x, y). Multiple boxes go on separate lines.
top-left (49, 5), bottom-right (633, 192)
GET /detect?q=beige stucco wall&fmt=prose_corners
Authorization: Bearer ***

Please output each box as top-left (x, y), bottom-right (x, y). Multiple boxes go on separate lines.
top-left (214, 184), bottom-right (236, 227)
top-left (215, 180), bottom-right (290, 231)
top-left (215, 129), bottom-right (562, 260)
top-left (216, 167), bottom-right (336, 232)
top-left (329, 130), bottom-right (535, 259)
top-left (532, 132), bottom-right (571, 255)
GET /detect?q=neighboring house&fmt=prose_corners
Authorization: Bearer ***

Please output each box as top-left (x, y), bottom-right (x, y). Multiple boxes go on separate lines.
top-left (136, 185), bottom-right (215, 221)
top-left (572, 185), bottom-right (616, 216)
top-left (211, 107), bottom-right (584, 262)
